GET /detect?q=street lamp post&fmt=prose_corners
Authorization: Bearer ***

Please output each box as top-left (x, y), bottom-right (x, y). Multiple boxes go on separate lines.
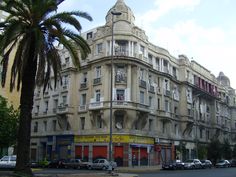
top-left (109, 11), bottom-right (121, 172)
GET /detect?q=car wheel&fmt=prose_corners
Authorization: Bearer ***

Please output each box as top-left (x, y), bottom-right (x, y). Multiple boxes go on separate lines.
top-left (77, 166), bottom-right (80, 169)
top-left (102, 166), bottom-right (107, 170)
top-left (88, 166), bottom-right (92, 170)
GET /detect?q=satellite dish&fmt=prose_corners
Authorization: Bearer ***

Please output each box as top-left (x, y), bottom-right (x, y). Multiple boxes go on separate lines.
top-left (115, 122), bottom-right (122, 129)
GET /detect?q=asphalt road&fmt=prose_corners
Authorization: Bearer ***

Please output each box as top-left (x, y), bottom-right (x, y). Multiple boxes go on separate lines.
top-left (137, 168), bottom-right (236, 177)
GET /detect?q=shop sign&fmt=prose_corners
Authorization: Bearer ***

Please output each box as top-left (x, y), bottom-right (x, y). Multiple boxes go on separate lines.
top-left (74, 134), bottom-right (154, 144)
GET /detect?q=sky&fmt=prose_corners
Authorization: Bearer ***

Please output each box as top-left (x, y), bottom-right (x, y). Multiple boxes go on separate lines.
top-left (58, 0), bottom-right (236, 89)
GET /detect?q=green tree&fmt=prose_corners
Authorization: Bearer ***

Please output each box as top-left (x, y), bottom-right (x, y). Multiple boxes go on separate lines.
top-left (232, 144), bottom-right (236, 159)
top-left (207, 139), bottom-right (222, 165)
top-left (221, 139), bottom-right (232, 160)
top-left (0, 95), bottom-right (19, 154)
top-left (0, 0), bottom-right (92, 176)
top-left (197, 144), bottom-right (207, 160)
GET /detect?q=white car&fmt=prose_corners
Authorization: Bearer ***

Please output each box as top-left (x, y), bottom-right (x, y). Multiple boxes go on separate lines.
top-left (0, 155), bottom-right (16, 168)
top-left (91, 158), bottom-right (117, 170)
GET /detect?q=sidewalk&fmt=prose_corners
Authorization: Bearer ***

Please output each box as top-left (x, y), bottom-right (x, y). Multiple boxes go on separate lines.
top-left (117, 165), bottom-right (162, 173)
top-left (0, 165), bottom-right (161, 177)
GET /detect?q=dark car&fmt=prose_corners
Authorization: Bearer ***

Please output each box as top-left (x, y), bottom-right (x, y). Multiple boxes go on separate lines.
top-left (64, 159), bottom-right (81, 169)
top-left (162, 160), bottom-right (184, 170)
top-left (230, 159), bottom-right (236, 167)
top-left (200, 160), bottom-right (212, 169)
top-left (48, 159), bottom-right (66, 168)
top-left (215, 160), bottom-right (230, 168)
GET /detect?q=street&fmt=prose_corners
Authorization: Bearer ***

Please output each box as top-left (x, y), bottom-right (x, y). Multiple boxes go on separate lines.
top-left (137, 168), bottom-right (236, 177)
top-left (0, 167), bottom-right (236, 177)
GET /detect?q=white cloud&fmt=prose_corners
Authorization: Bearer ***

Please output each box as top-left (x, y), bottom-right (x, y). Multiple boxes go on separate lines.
top-left (143, 19), bottom-right (236, 88)
top-left (137, 0), bottom-right (201, 24)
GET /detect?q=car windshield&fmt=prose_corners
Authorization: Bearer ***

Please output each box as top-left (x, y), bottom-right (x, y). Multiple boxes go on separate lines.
top-left (218, 160), bottom-right (225, 163)
top-left (185, 160), bottom-right (193, 163)
top-left (0, 156), bottom-right (9, 161)
top-left (93, 160), bottom-right (99, 163)
top-left (10, 156), bottom-right (16, 161)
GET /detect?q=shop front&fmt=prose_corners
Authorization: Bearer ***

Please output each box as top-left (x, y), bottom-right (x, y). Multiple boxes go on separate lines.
top-left (74, 134), bottom-right (154, 167)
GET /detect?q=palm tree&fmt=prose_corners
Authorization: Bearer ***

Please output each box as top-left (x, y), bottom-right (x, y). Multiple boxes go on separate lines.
top-left (0, 0), bottom-right (92, 175)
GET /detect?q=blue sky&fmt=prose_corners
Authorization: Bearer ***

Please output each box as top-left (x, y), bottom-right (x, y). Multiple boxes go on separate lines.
top-left (58, 0), bottom-right (236, 89)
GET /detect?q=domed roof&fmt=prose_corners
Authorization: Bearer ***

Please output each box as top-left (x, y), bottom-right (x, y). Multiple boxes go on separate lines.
top-left (217, 72), bottom-right (230, 86)
top-left (105, 0), bottom-right (135, 25)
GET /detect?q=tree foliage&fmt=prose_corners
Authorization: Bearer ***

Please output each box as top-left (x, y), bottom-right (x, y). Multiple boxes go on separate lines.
top-left (221, 139), bottom-right (232, 160)
top-left (232, 144), bottom-right (236, 159)
top-left (197, 144), bottom-right (207, 160)
top-left (207, 139), bottom-right (222, 165)
top-left (0, 95), bottom-right (19, 148)
top-left (0, 0), bottom-right (92, 176)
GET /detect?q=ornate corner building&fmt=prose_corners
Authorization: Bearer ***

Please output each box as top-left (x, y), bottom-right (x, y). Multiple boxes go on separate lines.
top-left (30, 0), bottom-right (236, 166)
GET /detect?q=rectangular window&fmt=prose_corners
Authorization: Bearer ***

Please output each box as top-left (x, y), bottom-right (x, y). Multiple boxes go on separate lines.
top-left (65, 57), bottom-right (69, 63)
top-left (200, 129), bottom-right (203, 139)
top-left (140, 91), bottom-right (145, 104)
top-left (116, 89), bottom-right (125, 101)
top-left (173, 67), bottom-right (177, 78)
top-left (53, 99), bottom-right (58, 108)
top-left (95, 66), bottom-right (101, 78)
top-left (86, 32), bottom-right (93, 39)
top-left (33, 122), bottom-right (38, 133)
top-left (81, 93), bottom-right (86, 105)
top-left (165, 100), bottom-right (169, 112)
top-left (164, 79), bottom-right (169, 90)
top-left (44, 101), bottom-right (48, 113)
top-left (96, 43), bottom-right (103, 54)
top-left (140, 68), bottom-right (144, 80)
top-left (96, 115), bottom-right (102, 128)
top-left (62, 95), bottom-right (67, 105)
top-left (140, 45), bottom-right (145, 55)
top-left (43, 121), bottom-right (47, 131)
top-left (174, 124), bottom-right (178, 135)
top-left (162, 122), bottom-right (165, 133)
top-left (82, 72), bottom-right (87, 83)
top-left (81, 117), bottom-right (85, 130)
top-left (149, 119), bottom-right (153, 131)
top-left (157, 98), bottom-right (160, 110)
top-left (53, 120), bottom-right (57, 131)
top-left (148, 54), bottom-right (152, 64)
top-left (36, 105), bottom-right (39, 114)
top-left (149, 96), bottom-right (152, 107)
top-left (206, 130), bottom-right (210, 140)
top-left (62, 75), bottom-right (69, 86)
top-left (188, 108), bottom-right (191, 116)
top-left (95, 90), bottom-right (100, 102)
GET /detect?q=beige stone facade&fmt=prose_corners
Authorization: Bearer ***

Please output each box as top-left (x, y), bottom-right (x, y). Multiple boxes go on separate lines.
top-left (0, 10), bottom-right (20, 109)
top-left (30, 0), bottom-right (236, 166)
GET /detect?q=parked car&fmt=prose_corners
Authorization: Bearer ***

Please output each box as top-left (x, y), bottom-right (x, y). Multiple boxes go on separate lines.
top-left (200, 160), bottom-right (213, 169)
top-left (48, 159), bottom-right (66, 168)
top-left (215, 160), bottom-right (230, 168)
top-left (0, 155), bottom-right (16, 169)
top-left (162, 160), bottom-right (184, 170)
top-left (230, 159), bottom-right (236, 167)
top-left (91, 158), bottom-right (117, 170)
top-left (79, 159), bottom-right (93, 169)
top-left (184, 159), bottom-right (202, 169)
top-left (64, 159), bottom-right (81, 169)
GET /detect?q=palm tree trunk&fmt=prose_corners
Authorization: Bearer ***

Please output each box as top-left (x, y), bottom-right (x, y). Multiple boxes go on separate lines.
top-left (15, 42), bottom-right (37, 176)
